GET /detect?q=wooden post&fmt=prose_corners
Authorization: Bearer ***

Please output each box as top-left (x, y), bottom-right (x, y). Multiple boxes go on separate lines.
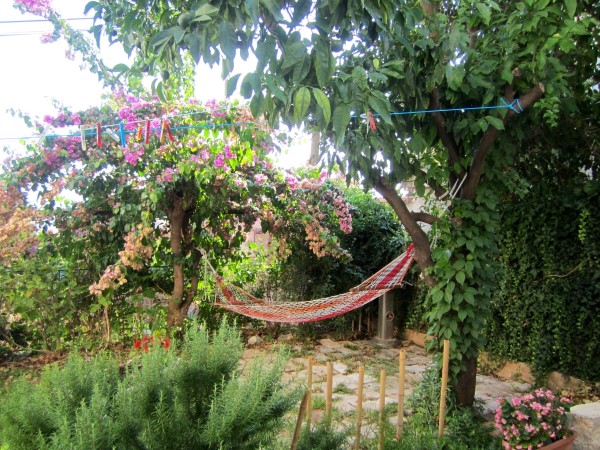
top-left (326, 361), bottom-right (333, 419)
top-left (290, 390), bottom-right (310, 450)
top-left (378, 369), bottom-right (386, 450)
top-left (396, 350), bottom-right (406, 439)
top-left (438, 340), bottom-right (450, 438)
top-left (358, 310), bottom-right (362, 335)
top-left (354, 366), bottom-right (364, 450)
top-left (307, 356), bottom-right (313, 427)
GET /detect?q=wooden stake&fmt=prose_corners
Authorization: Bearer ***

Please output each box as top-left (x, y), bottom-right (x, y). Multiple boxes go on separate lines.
top-left (397, 349), bottom-right (406, 439)
top-left (306, 356), bottom-right (313, 427)
top-left (378, 369), bottom-right (386, 450)
top-left (438, 340), bottom-right (450, 438)
top-left (354, 365), bottom-right (364, 450)
top-left (290, 390), bottom-right (310, 450)
top-left (326, 361), bottom-right (333, 419)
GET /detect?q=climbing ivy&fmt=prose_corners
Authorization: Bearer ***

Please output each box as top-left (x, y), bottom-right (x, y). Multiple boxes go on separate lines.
top-left (425, 186), bottom-right (500, 380)
top-left (486, 184), bottom-right (600, 381)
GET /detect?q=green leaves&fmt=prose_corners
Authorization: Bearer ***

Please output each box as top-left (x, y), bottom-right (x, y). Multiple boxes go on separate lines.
top-left (446, 64), bottom-right (465, 91)
top-left (475, 2), bottom-right (491, 25)
top-left (261, 0), bottom-right (284, 21)
top-left (332, 103), bottom-right (351, 146)
top-left (149, 28), bottom-right (175, 49)
top-left (312, 88), bottom-right (331, 126)
top-left (315, 40), bottom-right (334, 88)
top-left (485, 115), bottom-right (505, 131)
top-left (219, 22), bottom-right (237, 61)
top-left (281, 42), bottom-right (307, 70)
top-left (368, 92), bottom-right (393, 125)
top-left (564, 0), bottom-right (576, 18)
top-left (293, 87), bottom-right (311, 123)
top-left (225, 74), bottom-right (241, 97)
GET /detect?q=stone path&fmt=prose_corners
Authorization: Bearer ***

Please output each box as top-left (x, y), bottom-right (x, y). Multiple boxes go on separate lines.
top-left (242, 336), bottom-right (531, 421)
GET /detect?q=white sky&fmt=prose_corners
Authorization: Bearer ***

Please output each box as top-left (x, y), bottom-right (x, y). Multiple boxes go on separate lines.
top-left (0, 0), bottom-right (310, 167)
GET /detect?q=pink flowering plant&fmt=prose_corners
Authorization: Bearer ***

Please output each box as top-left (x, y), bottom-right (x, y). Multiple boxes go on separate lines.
top-left (495, 389), bottom-right (572, 449)
top-left (3, 92), bottom-right (353, 330)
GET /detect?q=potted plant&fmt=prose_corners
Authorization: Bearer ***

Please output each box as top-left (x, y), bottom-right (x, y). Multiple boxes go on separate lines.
top-left (495, 389), bottom-right (574, 450)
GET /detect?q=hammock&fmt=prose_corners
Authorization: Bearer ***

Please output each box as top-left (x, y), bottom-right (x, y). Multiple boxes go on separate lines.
top-left (212, 243), bottom-right (415, 323)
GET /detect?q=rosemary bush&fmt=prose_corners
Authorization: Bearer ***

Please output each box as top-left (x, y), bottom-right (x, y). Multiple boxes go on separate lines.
top-left (0, 319), bottom-right (299, 449)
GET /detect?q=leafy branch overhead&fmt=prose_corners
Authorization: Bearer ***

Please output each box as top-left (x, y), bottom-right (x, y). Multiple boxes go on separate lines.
top-left (85, 0), bottom-right (595, 191)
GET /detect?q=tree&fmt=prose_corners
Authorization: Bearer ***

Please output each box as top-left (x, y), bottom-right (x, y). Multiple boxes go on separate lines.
top-left (13, 0), bottom-right (598, 405)
top-left (2, 93), bottom-right (353, 334)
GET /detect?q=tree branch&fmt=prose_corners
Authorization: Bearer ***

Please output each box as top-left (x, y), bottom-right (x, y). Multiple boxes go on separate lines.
top-left (411, 211), bottom-right (440, 224)
top-left (430, 89), bottom-right (461, 169)
top-left (374, 177), bottom-right (437, 287)
top-left (462, 82), bottom-right (545, 201)
top-left (419, 170), bottom-right (448, 199)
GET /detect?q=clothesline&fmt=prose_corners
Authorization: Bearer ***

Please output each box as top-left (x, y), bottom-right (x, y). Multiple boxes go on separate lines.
top-left (0, 97), bottom-right (523, 143)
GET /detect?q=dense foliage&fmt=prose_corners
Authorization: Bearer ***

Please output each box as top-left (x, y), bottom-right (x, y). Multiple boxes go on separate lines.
top-left (0, 320), bottom-right (298, 449)
top-left (486, 177), bottom-right (600, 381)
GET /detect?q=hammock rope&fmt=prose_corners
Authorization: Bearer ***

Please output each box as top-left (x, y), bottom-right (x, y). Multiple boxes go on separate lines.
top-left (210, 243), bottom-right (415, 323)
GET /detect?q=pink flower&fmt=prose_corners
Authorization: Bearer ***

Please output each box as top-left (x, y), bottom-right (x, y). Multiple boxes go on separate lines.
top-left (14, 0), bottom-right (52, 17)
top-left (214, 153), bottom-right (224, 168)
top-left (254, 174), bottom-right (267, 185)
top-left (224, 145), bottom-right (235, 159)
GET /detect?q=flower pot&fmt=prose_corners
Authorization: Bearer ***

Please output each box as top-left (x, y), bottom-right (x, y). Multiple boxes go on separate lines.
top-left (503, 434), bottom-right (576, 450)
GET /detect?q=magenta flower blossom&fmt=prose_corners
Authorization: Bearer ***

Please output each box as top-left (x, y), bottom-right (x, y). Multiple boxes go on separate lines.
top-left (254, 174), bottom-right (267, 185)
top-left (214, 153), bottom-right (224, 168)
top-left (14, 0), bottom-right (52, 17)
top-left (224, 145), bottom-right (234, 159)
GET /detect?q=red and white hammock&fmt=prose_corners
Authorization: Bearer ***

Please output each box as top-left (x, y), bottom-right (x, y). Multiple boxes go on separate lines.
top-left (212, 244), bottom-right (415, 323)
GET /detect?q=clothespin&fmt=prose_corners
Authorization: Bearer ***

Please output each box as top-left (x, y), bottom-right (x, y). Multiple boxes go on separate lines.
top-left (37, 123), bottom-right (51, 147)
top-left (119, 122), bottom-right (126, 148)
top-left (144, 119), bottom-right (151, 144)
top-left (136, 123), bottom-right (144, 141)
top-left (160, 120), bottom-right (174, 143)
top-left (106, 128), bottom-right (120, 143)
top-left (368, 111), bottom-right (377, 131)
top-left (96, 123), bottom-right (102, 147)
top-left (80, 125), bottom-right (87, 151)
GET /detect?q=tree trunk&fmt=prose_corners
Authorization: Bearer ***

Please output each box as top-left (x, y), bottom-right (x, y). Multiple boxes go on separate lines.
top-left (166, 195), bottom-right (188, 330)
top-left (166, 194), bottom-right (202, 330)
top-left (308, 132), bottom-right (320, 165)
top-left (455, 354), bottom-right (478, 406)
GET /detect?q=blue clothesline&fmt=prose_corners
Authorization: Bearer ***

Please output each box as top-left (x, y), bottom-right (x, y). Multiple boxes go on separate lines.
top-left (0, 98), bottom-right (523, 143)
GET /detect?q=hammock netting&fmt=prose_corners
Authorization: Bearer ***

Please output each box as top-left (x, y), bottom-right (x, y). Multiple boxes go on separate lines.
top-left (213, 243), bottom-right (415, 323)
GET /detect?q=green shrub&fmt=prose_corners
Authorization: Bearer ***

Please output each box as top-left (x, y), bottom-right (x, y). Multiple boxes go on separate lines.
top-left (0, 319), bottom-right (299, 449)
top-left (405, 364), bottom-right (455, 427)
top-left (296, 421), bottom-right (350, 450)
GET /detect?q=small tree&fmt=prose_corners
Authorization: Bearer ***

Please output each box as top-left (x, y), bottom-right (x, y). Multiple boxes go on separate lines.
top-left (3, 94), bottom-right (353, 332)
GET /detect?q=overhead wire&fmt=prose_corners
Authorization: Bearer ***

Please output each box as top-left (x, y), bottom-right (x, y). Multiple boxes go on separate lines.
top-left (0, 98), bottom-right (522, 143)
